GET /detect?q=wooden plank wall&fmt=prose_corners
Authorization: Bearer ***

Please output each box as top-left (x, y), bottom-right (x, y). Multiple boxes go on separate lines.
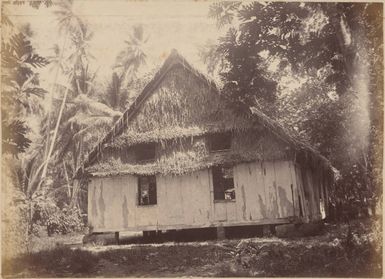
top-left (233, 161), bottom-right (301, 221)
top-left (88, 160), bottom-right (325, 232)
top-left (88, 169), bottom-right (212, 232)
top-left (294, 164), bottom-right (328, 222)
top-left (293, 165), bottom-right (308, 222)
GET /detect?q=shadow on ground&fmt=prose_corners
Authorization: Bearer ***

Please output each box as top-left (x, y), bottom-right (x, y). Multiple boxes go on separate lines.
top-left (114, 225), bottom-right (268, 245)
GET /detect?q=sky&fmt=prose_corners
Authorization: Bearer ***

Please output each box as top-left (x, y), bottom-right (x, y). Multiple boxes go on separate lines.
top-left (6, 0), bottom-right (223, 87)
top-left (4, 0), bottom-right (349, 98)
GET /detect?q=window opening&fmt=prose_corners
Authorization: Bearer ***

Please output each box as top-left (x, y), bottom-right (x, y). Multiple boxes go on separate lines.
top-left (210, 132), bottom-right (231, 152)
top-left (138, 175), bottom-right (157, 205)
top-left (136, 143), bottom-right (156, 162)
top-left (212, 166), bottom-right (235, 200)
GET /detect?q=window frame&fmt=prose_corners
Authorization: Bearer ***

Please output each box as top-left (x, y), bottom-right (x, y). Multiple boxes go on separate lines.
top-left (212, 165), bottom-right (236, 202)
top-left (137, 175), bottom-right (157, 206)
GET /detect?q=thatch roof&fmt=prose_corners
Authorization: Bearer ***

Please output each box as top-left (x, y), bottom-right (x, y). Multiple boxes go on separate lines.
top-left (87, 129), bottom-right (292, 177)
top-left (76, 49), bottom-right (332, 178)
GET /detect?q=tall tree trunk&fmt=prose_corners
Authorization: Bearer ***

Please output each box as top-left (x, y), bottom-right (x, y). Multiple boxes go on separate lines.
top-left (63, 161), bottom-right (72, 199)
top-left (28, 199), bottom-right (33, 235)
top-left (76, 78), bottom-right (82, 95)
top-left (44, 35), bottom-right (69, 162)
top-left (39, 73), bottom-right (74, 188)
top-left (70, 140), bottom-right (80, 208)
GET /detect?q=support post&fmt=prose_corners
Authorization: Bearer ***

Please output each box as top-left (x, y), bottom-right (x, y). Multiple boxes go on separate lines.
top-left (216, 226), bottom-right (226, 240)
top-left (115, 232), bottom-right (120, 245)
top-left (262, 225), bottom-right (273, 237)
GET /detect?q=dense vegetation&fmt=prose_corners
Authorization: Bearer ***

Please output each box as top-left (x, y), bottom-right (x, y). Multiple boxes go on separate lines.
top-left (201, 2), bottom-right (383, 220)
top-left (1, 0), bottom-right (149, 257)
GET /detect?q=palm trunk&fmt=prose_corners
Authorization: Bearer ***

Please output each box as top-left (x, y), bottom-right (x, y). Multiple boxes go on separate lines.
top-left (39, 73), bottom-right (74, 188)
top-left (70, 179), bottom-right (79, 209)
top-left (63, 161), bottom-right (72, 199)
top-left (70, 141), bottom-right (79, 208)
top-left (44, 35), bottom-right (69, 161)
top-left (28, 199), bottom-right (33, 235)
top-left (76, 78), bottom-right (82, 95)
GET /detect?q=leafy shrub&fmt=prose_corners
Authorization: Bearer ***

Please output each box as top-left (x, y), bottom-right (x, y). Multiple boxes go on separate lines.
top-left (234, 221), bottom-right (383, 277)
top-left (1, 201), bottom-right (30, 257)
top-left (46, 206), bottom-right (85, 236)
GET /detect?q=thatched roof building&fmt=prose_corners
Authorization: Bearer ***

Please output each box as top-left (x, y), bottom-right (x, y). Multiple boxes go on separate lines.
top-left (79, 49), bottom-right (334, 235)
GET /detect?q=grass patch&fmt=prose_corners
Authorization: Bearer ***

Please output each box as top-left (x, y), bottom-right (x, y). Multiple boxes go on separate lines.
top-left (2, 246), bottom-right (98, 277)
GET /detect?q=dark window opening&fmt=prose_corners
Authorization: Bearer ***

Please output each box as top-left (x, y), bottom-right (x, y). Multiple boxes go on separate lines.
top-left (138, 175), bottom-right (157, 205)
top-left (210, 132), bottom-right (231, 152)
top-left (212, 166), bottom-right (235, 201)
top-left (136, 143), bottom-right (156, 162)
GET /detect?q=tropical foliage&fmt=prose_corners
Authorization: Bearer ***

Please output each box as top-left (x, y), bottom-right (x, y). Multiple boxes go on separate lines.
top-left (1, 1), bottom-right (55, 256)
top-left (1, 0), bottom-right (124, 254)
top-left (44, 0), bottom-right (122, 210)
top-left (101, 25), bottom-right (149, 111)
top-left (1, 32), bottom-right (49, 156)
top-left (203, 2), bottom-right (383, 218)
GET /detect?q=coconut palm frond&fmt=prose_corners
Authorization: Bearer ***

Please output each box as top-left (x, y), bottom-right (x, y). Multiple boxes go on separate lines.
top-left (54, 0), bottom-right (84, 36)
top-left (73, 94), bottom-right (122, 117)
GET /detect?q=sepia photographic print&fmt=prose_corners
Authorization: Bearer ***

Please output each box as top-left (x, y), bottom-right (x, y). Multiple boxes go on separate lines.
top-left (1, 0), bottom-right (383, 277)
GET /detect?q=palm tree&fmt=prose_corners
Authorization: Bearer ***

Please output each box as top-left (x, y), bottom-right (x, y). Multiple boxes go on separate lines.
top-left (67, 25), bottom-right (95, 96)
top-left (114, 25), bottom-right (148, 86)
top-left (101, 72), bottom-right (125, 111)
top-left (41, 0), bottom-right (94, 181)
top-left (103, 25), bottom-right (148, 111)
top-left (40, 0), bottom-right (81, 181)
top-left (53, 93), bottom-right (122, 207)
top-left (53, 0), bottom-right (96, 96)
top-left (53, 0), bottom-right (84, 36)
top-left (40, 0), bottom-right (123, 209)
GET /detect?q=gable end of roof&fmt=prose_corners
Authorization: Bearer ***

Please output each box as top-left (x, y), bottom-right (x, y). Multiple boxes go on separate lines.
top-left (79, 49), bottom-right (217, 172)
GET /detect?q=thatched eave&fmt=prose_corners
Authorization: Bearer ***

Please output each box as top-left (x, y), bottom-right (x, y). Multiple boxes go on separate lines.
top-left (87, 151), bottom-right (284, 177)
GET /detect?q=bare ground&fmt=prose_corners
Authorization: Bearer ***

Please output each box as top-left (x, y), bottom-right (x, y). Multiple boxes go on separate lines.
top-left (2, 218), bottom-right (382, 278)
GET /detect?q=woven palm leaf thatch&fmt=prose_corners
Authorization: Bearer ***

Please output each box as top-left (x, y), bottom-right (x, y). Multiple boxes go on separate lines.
top-left (78, 49), bottom-right (332, 178)
top-left (87, 128), bottom-right (292, 176)
top-left (106, 64), bottom-right (252, 148)
top-left (106, 126), bottom-right (225, 148)
top-left (79, 49), bottom-right (237, 171)
top-left (249, 107), bottom-right (331, 170)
